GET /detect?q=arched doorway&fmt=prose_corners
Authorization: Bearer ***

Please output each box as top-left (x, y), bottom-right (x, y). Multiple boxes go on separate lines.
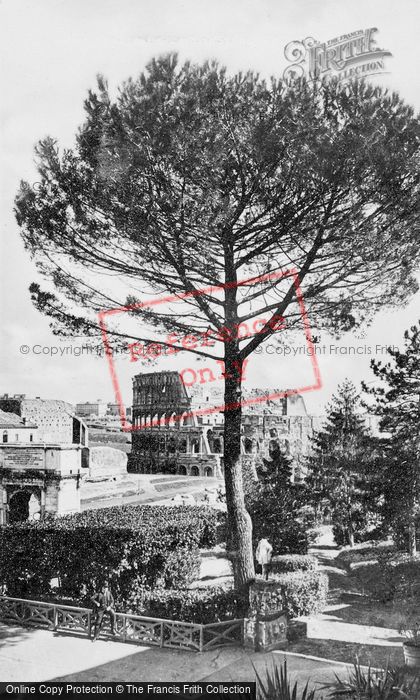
top-left (269, 439), bottom-right (280, 457)
top-left (204, 467), bottom-right (213, 477)
top-left (213, 437), bottom-right (222, 453)
top-left (244, 437), bottom-right (253, 454)
top-left (190, 465), bottom-right (199, 476)
top-left (8, 491), bottom-right (31, 523)
top-left (206, 429), bottom-right (214, 452)
top-left (178, 465), bottom-right (187, 475)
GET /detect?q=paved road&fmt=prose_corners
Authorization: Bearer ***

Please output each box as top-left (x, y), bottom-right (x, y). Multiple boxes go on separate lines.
top-left (81, 474), bottom-right (224, 510)
top-left (0, 622), bottom-right (350, 695)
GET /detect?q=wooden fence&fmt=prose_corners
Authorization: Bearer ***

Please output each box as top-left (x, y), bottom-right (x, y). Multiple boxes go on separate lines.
top-left (0, 596), bottom-right (243, 652)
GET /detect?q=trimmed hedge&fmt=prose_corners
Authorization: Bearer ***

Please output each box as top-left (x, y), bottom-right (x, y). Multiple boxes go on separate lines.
top-left (56, 504), bottom-right (221, 549)
top-left (272, 571), bottom-right (329, 617)
top-left (134, 571), bottom-right (329, 623)
top-left (130, 586), bottom-right (249, 624)
top-left (161, 547), bottom-right (201, 589)
top-left (0, 504), bottom-right (220, 601)
top-left (271, 555), bottom-right (318, 574)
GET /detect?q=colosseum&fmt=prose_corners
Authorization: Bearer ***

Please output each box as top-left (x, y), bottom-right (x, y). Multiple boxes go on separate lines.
top-left (129, 371), bottom-right (323, 480)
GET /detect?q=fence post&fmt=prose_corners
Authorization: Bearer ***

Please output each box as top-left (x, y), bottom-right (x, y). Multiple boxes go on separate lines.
top-left (199, 625), bottom-right (204, 652)
top-left (53, 606), bottom-right (58, 631)
top-left (160, 621), bottom-right (164, 648)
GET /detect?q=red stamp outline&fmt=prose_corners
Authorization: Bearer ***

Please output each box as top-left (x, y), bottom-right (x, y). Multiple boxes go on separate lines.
top-left (98, 268), bottom-right (322, 431)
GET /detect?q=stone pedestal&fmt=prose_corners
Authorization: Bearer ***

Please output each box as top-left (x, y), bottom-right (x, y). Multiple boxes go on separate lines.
top-left (244, 579), bottom-right (288, 652)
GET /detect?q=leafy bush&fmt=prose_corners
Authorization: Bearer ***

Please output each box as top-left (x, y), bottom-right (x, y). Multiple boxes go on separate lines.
top-left (245, 469), bottom-right (309, 555)
top-left (130, 585), bottom-right (248, 624)
top-left (271, 554), bottom-right (318, 574)
top-left (332, 522), bottom-right (350, 547)
top-left (391, 515), bottom-right (420, 554)
top-left (56, 504), bottom-right (220, 549)
top-left (0, 504), bottom-right (217, 601)
top-left (161, 547), bottom-right (201, 589)
top-left (332, 515), bottom-right (387, 548)
top-left (0, 525), bottom-right (54, 596)
top-left (271, 571), bottom-right (328, 617)
top-left (354, 523), bottom-right (389, 544)
top-left (270, 523), bottom-right (309, 555)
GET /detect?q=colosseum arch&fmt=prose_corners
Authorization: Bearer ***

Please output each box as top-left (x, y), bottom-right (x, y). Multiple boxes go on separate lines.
top-left (167, 413), bottom-right (176, 428)
top-left (269, 439), bottom-right (280, 456)
top-left (190, 438), bottom-right (200, 454)
top-left (244, 437), bottom-right (253, 454)
top-left (213, 436), bottom-right (222, 453)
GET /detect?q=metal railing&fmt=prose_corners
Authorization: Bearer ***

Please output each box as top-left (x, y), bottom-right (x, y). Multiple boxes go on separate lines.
top-left (0, 596), bottom-right (243, 652)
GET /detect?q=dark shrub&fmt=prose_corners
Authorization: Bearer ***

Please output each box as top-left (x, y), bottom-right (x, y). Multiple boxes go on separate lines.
top-left (161, 548), bottom-right (201, 589)
top-left (272, 571), bottom-right (329, 617)
top-left (245, 473), bottom-right (309, 555)
top-left (391, 516), bottom-right (420, 553)
top-left (354, 524), bottom-right (389, 544)
top-left (0, 525), bottom-right (54, 596)
top-left (271, 523), bottom-right (309, 555)
top-left (333, 515), bottom-right (387, 547)
top-left (332, 523), bottom-right (350, 547)
top-left (271, 554), bottom-right (318, 574)
top-left (0, 504), bottom-right (216, 601)
top-left (130, 586), bottom-right (248, 624)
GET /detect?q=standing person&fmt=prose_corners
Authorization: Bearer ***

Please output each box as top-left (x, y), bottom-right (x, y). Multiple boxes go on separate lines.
top-left (91, 581), bottom-right (116, 640)
top-left (255, 538), bottom-right (273, 581)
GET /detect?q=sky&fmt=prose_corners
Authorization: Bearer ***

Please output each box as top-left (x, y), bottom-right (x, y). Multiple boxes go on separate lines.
top-left (1, 0), bottom-right (419, 414)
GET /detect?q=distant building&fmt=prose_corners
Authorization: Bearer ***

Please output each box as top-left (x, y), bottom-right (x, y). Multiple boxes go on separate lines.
top-left (107, 403), bottom-right (132, 418)
top-left (0, 409), bottom-right (37, 444)
top-left (75, 399), bottom-right (107, 418)
top-left (0, 395), bottom-right (89, 525)
top-left (75, 400), bottom-right (132, 421)
top-left (0, 394), bottom-right (87, 444)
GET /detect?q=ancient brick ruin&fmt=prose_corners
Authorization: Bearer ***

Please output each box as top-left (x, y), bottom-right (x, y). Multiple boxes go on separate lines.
top-left (130, 371), bottom-right (322, 479)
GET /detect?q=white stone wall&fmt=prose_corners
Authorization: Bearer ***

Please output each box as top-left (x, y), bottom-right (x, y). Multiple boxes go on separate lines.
top-left (56, 477), bottom-right (81, 515)
top-left (88, 446), bottom-right (127, 479)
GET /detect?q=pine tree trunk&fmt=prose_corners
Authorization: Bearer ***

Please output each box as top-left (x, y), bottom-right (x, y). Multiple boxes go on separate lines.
top-left (408, 517), bottom-right (417, 556)
top-left (223, 352), bottom-right (255, 594)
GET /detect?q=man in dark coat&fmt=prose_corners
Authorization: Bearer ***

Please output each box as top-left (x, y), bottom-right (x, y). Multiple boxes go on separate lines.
top-left (91, 582), bottom-right (116, 640)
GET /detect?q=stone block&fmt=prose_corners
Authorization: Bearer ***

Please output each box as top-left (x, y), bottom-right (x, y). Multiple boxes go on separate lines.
top-left (57, 478), bottom-right (81, 515)
top-left (244, 579), bottom-right (288, 652)
top-left (88, 446), bottom-right (127, 479)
